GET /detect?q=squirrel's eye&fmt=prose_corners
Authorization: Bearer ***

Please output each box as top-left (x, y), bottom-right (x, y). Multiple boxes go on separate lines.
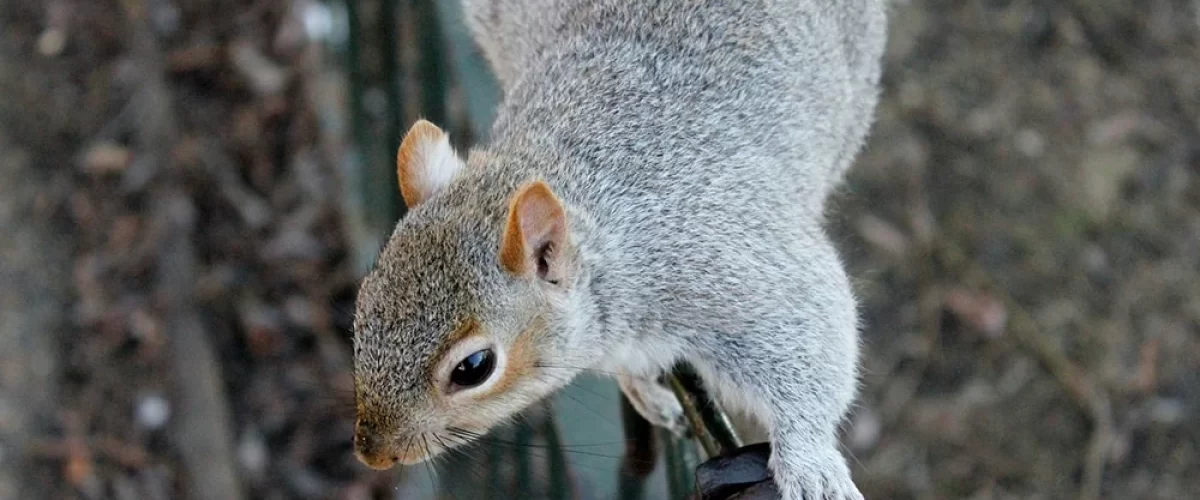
top-left (450, 349), bottom-right (496, 388)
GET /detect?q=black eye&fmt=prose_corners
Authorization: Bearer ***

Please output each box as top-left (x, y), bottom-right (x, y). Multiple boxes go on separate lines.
top-left (451, 349), bottom-right (496, 388)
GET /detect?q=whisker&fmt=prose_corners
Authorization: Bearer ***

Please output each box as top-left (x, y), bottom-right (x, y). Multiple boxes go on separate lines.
top-left (419, 434), bottom-right (445, 498)
top-left (448, 426), bottom-right (630, 449)
top-left (549, 388), bottom-right (622, 431)
top-left (532, 371), bottom-right (622, 405)
top-left (446, 428), bottom-right (627, 464)
top-left (438, 432), bottom-right (508, 495)
top-left (433, 433), bottom-right (514, 500)
top-left (532, 363), bottom-right (665, 383)
top-left (424, 435), bottom-right (466, 500)
top-left (533, 362), bottom-right (631, 379)
top-left (402, 435), bottom-right (414, 465)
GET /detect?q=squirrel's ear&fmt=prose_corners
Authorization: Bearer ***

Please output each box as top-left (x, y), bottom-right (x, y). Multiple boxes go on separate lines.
top-left (396, 120), bottom-right (465, 208)
top-left (500, 181), bottom-right (569, 284)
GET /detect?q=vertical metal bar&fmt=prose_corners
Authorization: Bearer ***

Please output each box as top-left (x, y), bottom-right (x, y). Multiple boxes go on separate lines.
top-left (342, 0), bottom-right (368, 185)
top-left (662, 427), bottom-right (700, 500)
top-left (339, 0), bottom-right (385, 276)
top-left (378, 0), bottom-right (404, 224)
top-left (667, 363), bottom-right (743, 457)
top-left (411, 0), bottom-right (448, 126)
top-left (617, 394), bottom-right (657, 500)
top-left (430, 0), bottom-right (502, 140)
top-left (515, 420), bottom-right (534, 496)
top-left (541, 404), bottom-right (572, 500)
top-left (485, 437), bottom-right (502, 500)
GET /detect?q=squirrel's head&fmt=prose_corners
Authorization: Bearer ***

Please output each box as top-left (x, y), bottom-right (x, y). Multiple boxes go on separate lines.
top-left (351, 120), bottom-right (586, 470)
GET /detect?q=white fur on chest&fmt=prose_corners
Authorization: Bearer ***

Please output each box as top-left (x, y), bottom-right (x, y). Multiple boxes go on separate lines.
top-left (593, 334), bottom-right (683, 378)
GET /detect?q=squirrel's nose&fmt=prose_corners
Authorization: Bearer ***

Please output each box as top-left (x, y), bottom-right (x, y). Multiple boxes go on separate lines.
top-left (353, 423), bottom-right (399, 470)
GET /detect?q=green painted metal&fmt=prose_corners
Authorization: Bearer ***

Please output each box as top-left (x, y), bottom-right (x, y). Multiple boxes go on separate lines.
top-left (617, 395), bottom-right (656, 500)
top-left (541, 407), bottom-right (572, 500)
top-left (662, 427), bottom-right (702, 500)
top-left (411, 0), bottom-right (449, 126)
top-left (377, 0), bottom-right (404, 224)
top-left (429, 0), bottom-right (501, 141)
top-left (668, 364), bottom-right (743, 457)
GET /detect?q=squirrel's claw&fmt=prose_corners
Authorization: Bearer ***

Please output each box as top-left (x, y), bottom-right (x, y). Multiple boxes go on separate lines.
top-left (618, 372), bottom-right (688, 437)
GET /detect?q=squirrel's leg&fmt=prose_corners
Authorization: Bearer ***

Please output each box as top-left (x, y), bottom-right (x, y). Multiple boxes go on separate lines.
top-left (618, 372), bottom-right (687, 436)
top-left (694, 259), bottom-right (864, 499)
top-left (699, 332), bottom-right (862, 500)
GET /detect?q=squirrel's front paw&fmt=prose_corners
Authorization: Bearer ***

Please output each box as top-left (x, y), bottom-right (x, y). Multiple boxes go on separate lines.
top-left (695, 443), bottom-right (863, 500)
top-left (618, 373), bottom-right (687, 436)
top-left (773, 454), bottom-right (863, 500)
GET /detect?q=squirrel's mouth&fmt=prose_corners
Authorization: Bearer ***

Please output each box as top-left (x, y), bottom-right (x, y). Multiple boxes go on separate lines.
top-left (353, 431), bottom-right (447, 470)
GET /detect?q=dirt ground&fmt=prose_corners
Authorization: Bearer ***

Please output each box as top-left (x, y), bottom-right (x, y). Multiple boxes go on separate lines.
top-left (839, 1), bottom-right (1200, 498)
top-left (1, 1), bottom-right (1196, 499)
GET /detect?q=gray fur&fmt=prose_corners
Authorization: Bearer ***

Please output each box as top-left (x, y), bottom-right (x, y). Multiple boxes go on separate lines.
top-left (355, 0), bottom-right (887, 497)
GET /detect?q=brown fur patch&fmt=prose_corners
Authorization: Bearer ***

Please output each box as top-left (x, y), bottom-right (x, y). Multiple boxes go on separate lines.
top-left (354, 448), bottom-right (397, 470)
top-left (485, 317), bottom-right (546, 398)
top-left (395, 119), bottom-right (443, 208)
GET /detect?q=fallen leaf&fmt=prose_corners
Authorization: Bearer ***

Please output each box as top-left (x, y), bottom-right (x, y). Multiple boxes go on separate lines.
top-left (944, 288), bottom-right (1008, 339)
top-left (857, 214), bottom-right (911, 257)
top-left (83, 142), bottom-right (132, 174)
top-left (63, 440), bottom-right (92, 487)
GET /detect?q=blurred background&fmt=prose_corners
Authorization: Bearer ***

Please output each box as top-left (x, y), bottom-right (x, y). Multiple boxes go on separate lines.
top-left (1, 0), bottom-right (1197, 499)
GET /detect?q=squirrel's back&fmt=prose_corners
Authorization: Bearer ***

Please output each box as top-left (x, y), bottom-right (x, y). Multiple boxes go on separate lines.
top-left (463, 0), bottom-right (887, 218)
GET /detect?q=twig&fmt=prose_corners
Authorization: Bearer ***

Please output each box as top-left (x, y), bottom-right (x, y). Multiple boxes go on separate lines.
top-left (27, 436), bottom-right (150, 469)
top-left (667, 363), bottom-right (743, 458)
top-left (155, 191), bottom-right (247, 500)
top-left (664, 363), bottom-right (743, 499)
top-left (122, 2), bottom-right (246, 498)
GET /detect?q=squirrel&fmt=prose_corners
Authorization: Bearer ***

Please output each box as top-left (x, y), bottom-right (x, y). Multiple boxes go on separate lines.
top-left (351, 1), bottom-right (888, 499)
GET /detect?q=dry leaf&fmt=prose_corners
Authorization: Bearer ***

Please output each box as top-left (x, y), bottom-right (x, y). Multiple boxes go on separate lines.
top-left (944, 288), bottom-right (1008, 339)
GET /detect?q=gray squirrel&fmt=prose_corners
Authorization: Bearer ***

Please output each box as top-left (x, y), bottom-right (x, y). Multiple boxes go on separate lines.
top-left (351, 1), bottom-right (888, 498)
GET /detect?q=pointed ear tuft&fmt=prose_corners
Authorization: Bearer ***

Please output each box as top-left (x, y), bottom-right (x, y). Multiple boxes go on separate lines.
top-left (499, 181), bottom-right (569, 284)
top-left (396, 120), bottom-right (465, 208)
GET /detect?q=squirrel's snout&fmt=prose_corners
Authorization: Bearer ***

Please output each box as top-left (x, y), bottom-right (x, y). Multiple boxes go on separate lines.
top-left (354, 419), bottom-right (439, 469)
top-left (353, 429), bottom-right (399, 470)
